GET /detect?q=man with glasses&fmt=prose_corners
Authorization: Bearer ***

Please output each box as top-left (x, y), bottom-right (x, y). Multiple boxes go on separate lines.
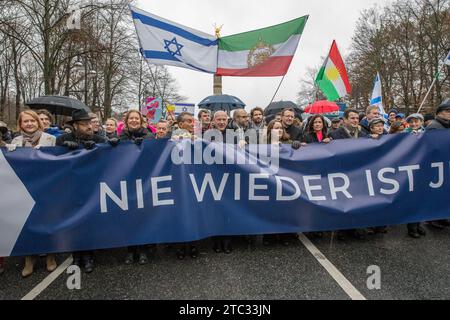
top-left (90, 113), bottom-right (106, 138)
top-left (281, 108), bottom-right (302, 149)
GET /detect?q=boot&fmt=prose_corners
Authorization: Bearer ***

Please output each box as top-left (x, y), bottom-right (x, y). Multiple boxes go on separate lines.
top-left (46, 254), bottom-right (57, 272)
top-left (22, 256), bottom-right (37, 278)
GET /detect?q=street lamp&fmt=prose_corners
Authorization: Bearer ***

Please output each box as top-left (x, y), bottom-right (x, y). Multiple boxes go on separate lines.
top-left (68, 57), bottom-right (96, 108)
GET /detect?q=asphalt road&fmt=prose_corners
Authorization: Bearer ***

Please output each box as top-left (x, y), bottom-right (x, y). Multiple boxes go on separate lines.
top-left (0, 225), bottom-right (449, 300)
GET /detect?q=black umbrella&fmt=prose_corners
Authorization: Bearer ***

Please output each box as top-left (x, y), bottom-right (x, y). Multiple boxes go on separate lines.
top-left (198, 94), bottom-right (246, 113)
top-left (26, 95), bottom-right (92, 116)
top-left (265, 101), bottom-right (303, 116)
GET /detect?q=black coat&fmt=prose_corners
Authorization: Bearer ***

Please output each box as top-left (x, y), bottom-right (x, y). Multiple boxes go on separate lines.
top-left (56, 132), bottom-right (107, 146)
top-left (285, 125), bottom-right (303, 142)
top-left (329, 127), bottom-right (367, 140)
top-left (119, 128), bottom-right (155, 142)
top-left (106, 132), bottom-right (118, 140)
top-left (302, 131), bottom-right (330, 144)
top-left (426, 118), bottom-right (450, 131)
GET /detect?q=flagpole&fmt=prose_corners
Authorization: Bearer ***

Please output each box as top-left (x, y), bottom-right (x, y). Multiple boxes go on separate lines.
top-left (269, 75), bottom-right (286, 105)
top-left (418, 52), bottom-right (449, 114)
top-left (417, 75), bottom-right (438, 114)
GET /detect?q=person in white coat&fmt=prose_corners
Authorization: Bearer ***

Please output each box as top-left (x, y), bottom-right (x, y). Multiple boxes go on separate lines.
top-left (7, 110), bottom-right (57, 278)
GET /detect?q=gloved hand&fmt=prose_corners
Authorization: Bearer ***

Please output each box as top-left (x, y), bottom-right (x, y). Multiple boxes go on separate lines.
top-left (109, 138), bottom-right (120, 147)
top-left (62, 141), bottom-right (79, 150)
top-left (83, 140), bottom-right (96, 150)
top-left (6, 144), bottom-right (17, 152)
top-left (134, 137), bottom-right (144, 146)
top-left (292, 141), bottom-right (301, 150)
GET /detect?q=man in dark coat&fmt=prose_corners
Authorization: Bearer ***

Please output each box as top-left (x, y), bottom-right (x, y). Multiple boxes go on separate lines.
top-left (330, 108), bottom-right (368, 240)
top-left (426, 98), bottom-right (450, 130)
top-left (0, 121), bottom-right (12, 144)
top-left (330, 109), bottom-right (367, 140)
top-left (281, 108), bottom-right (302, 149)
top-left (360, 105), bottom-right (383, 135)
top-left (426, 98), bottom-right (450, 228)
top-left (204, 111), bottom-right (233, 253)
top-left (56, 109), bottom-right (107, 273)
top-left (57, 110), bottom-right (107, 150)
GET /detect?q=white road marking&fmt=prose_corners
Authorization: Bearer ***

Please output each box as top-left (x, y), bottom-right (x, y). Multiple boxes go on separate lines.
top-left (21, 256), bottom-right (73, 300)
top-left (298, 233), bottom-right (367, 300)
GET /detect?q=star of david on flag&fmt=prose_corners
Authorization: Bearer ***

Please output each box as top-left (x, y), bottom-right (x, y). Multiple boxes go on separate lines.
top-left (164, 37), bottom-right (183, 57)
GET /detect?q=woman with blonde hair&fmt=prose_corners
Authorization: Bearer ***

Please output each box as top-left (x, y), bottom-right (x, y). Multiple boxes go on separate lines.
top-left (8, 110), bottom-right (58, 277)
top-left (119, 110), bottom-right (155, 264)
top-left (105, 118), bottom-right (118, 139)
top-left (119, 110), bottom-right (155, 145)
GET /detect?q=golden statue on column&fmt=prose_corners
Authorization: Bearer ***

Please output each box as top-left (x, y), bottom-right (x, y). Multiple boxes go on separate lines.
top-left (214, 24), bottom-right (223, 95)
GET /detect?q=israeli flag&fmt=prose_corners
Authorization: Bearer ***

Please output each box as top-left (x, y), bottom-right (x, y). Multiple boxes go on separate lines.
top-left (174, 103), bottom-right (195, 116)
top-left (130, 6), bottom-right (218, 74)
top-left (370, 72), bottom-right (386, 115)
top-left (445, 50), bottom-right (450, 66)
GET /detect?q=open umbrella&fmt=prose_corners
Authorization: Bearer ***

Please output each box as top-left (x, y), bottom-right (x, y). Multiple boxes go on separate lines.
top-left (265, 101), bottom-right (301, 115)
top-left (198, 94), bottom-right (245, 113)
top-left (264, 101), bottom-right (303, 122)
top-left (26, 95), bottom-right (92, 116)
top-left (304, 100), bottom-right (339, 114)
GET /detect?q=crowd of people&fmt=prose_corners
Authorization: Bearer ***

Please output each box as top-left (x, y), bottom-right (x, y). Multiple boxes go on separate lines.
top-left (0, 97), bottom-right (449, 277)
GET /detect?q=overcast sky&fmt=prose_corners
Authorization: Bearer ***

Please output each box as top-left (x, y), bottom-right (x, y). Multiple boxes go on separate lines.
top-left (134, 0), bottom-right (392, 110)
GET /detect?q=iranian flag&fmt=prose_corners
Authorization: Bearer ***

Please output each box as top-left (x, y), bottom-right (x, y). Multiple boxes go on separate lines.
top-left (315, 41), bottom-right (351, 101)
top-left (216, 16), bottom-right (308, 77)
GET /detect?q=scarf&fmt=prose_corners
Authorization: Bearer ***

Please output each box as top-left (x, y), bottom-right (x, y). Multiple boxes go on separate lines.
top-left (344, 125), bottom-right (359, 139)
top-left (21, 130), bottom-right (42, 147)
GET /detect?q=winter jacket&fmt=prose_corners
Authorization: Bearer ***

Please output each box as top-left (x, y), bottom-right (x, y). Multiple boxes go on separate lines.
top-left (106, 132), bottom-right (118, 140)
top-left (56, 132), bottom-right (107, 146)
top-left (426, 117), bottom-right (450, 131)
top-left (285, 124), bottom-right (303, 142)
top-left (302, 131), bottom-right (330, 144)
top-left (11, 132), bottom-right (56, 147)
top-left (329, 126), bottom-right (367, 140)
top-left (119, 128), bottom-right (155, 142)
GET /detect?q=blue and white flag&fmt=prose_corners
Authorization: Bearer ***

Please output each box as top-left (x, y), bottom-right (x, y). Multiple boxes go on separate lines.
top-left (445, 50), bottom-right (450, 66)
top-left (174, 103), bottom-right (195, 116)
top-left (370, 72), bottom-right (386, 115)
top-left (130, 6), bottom-right (218, 74)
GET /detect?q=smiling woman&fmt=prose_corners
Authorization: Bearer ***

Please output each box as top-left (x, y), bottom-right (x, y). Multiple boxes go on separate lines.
top-left (8, 110), bottom-right (57, 278)
top-left (119, 110), bottom-right (155, 145)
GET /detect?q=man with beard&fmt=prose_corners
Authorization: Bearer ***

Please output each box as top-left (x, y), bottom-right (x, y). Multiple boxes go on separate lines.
top-left (57, 110), bottom-right (108, 150)
top-left (250, 107), bottom-right (267, 144)
top-left (56, 109), bottom-right (108, 273)
top-left (227, 109), bottom-right (252, 146)
top-left (280, 108), bottom-right (302, 149)
top-left (198, 109), bottom-right (211, 133)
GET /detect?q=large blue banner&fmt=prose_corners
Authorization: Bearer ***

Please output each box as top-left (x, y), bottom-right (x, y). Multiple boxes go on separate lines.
top-left (1, 131), bottom-right (450, 257)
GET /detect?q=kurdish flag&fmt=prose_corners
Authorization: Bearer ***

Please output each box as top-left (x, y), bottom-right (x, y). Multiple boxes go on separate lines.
top-left (217, 16), bottom-right (308, 77)
top-left (315, 41), bottom-right (351, 101)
